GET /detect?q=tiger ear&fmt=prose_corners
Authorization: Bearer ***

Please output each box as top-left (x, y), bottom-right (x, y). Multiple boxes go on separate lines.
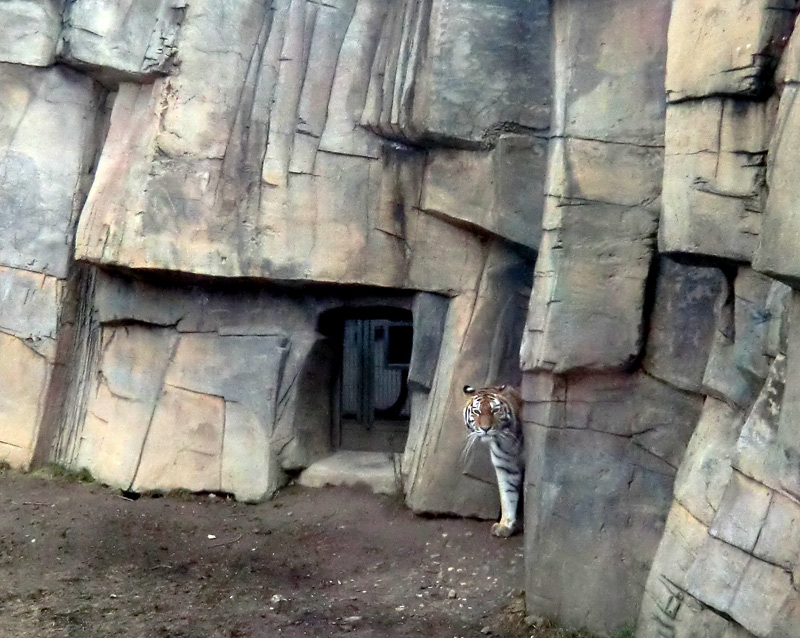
top-left (498, 384), bottom-right (506, 390)
top-left (463, 385), bottom-right (475, 394)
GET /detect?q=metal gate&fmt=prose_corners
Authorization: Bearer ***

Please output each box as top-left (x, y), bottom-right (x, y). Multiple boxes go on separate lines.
top-left (337, 318), bottom-right (411, 452)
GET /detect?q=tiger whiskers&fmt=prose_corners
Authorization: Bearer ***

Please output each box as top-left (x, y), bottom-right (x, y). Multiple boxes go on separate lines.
top-left (459, 431), bottom-right (480, 464)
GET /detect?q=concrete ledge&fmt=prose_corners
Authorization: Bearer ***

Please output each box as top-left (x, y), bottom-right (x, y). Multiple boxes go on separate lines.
top-left (298, 451), bottom-right (402, 496)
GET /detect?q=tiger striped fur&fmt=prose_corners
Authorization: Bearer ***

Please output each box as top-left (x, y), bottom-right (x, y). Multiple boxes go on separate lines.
top-left (462, 384), bottom-right (524, 537)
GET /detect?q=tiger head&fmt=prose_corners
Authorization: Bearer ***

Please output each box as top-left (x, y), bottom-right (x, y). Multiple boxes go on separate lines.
top-left (462, 384), bottom-right (521, 439)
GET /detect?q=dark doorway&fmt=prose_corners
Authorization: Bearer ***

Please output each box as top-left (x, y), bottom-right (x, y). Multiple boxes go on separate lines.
top-left (336, 315), bottom-right (412, 453)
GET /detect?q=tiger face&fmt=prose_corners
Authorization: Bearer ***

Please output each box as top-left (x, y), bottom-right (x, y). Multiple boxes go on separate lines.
top-left (462, 384), bottom-right (520, 439)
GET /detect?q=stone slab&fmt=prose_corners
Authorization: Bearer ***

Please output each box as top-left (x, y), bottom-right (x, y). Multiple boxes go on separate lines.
top-left (421, 133), bottom-right (547, 249)
top-left (298, 451), bottom-right (402, 496)
top-left (525, 421), bottom-right (678, 634)
top-left (363, 0), bottom-right (550, 145)
top-left (673, 397), bottom-right (745, 525)
top-left (551, 0), bottom-right (670, 145)
top-left (408, 293), bottom-right (449, 392)
top-left (520, 198), bottom-right (658, 373)
top-left (132, 384), bottom-right (225, 494)
top-left (0, 331), bottom-right (50, 469)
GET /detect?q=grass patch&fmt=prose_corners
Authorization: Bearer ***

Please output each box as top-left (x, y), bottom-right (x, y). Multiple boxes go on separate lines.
top-left (614, 624), bottom-right (635, 638)
top-left (35, 464), bottom-right (95, 484)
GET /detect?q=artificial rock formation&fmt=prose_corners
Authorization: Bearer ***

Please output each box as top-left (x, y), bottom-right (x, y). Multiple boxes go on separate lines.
top-left (6, 1), bottom-right (800, 637)
top-left (0, 0), bottom-right (546, 520)
top-left (521, 0), bottom-right (800, 636)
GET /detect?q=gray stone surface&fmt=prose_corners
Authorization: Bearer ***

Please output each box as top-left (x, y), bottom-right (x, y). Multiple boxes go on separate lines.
top-left (73, 0), bottom-right (547, 288)
top-left (0, 64), bottom-right (102, 279)
top-left (421, 134), bottom-right (547, 249)
top-left (643, 258), bottom-right (728, 393)
top-left (362, 0), bottom-right (550, 146)
top-left (672, 397), bottom-right (745, 525)
top-left (298, 451), bottom-right (402, 495)
top-left (702, 281), bottom-right (765, 410)
top-left (408, 293), bottom-right (449, 392)
top-left (754, 84), bottom-right (800, 285)
top-left (660, 99), bottom-right (770, 262)
top-left (0, 0), bottom-right (64, 67)
top-left (523, 369), bottom-right (703, 634)
top-left (59, 0), bottom-right (185, 82)
top-left (551, 0), bottom-right (670, 145)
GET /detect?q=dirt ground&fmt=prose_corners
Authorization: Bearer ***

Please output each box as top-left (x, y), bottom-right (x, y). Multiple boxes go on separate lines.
top-left (0, 465), bottom-right (568, 638)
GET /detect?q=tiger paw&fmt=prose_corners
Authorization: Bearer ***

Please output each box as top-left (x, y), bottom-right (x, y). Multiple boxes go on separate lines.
top-left (491, 521), bottom-right (521, 538)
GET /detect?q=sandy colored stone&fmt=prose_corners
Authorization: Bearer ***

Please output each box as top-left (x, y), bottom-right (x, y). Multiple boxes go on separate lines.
top-left (687, 537), bottom-right (794, 637)
top-left (709, 472), bottom-right (773, 552)
top-left (666, 0), bottom-right (795, 101)
top-left (673, 397), bottom-right (745, 525)
top-left (74, 326), bottom-right (179, 488)
top-left (0, 332), bottom-right (50, 469)
top-left (637, 504), bottom-right (746, 638)
top-left (421, 134), bottom-right (547, 250)
top-left (132, 384), bottom-right (225, 494)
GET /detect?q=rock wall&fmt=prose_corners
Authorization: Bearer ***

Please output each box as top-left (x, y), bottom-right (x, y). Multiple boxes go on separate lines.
top-left (6, 2), bottom-right (800, 637)
top-left (521, 0), bottom-right (800, 636)
top-left (0, 0), bottom-right (547, 517)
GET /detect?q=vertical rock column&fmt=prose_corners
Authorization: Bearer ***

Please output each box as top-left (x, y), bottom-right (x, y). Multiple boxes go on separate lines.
top-left (519, 0), bottom-right (686, 632)
top-left (0, 59), bottom-right (102, 468)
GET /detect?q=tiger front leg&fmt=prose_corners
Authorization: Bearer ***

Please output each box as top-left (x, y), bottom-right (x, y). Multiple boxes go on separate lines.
top-left (491, 473), bottom-right (522, 538)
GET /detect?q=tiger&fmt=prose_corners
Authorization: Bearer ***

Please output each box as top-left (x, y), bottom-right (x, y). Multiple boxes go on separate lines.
top-left (462, 384), bottom-right (524, 538)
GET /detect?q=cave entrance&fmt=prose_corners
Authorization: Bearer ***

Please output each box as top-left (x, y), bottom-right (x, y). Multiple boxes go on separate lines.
top-left (336, 313), bottom-right (412, 453)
